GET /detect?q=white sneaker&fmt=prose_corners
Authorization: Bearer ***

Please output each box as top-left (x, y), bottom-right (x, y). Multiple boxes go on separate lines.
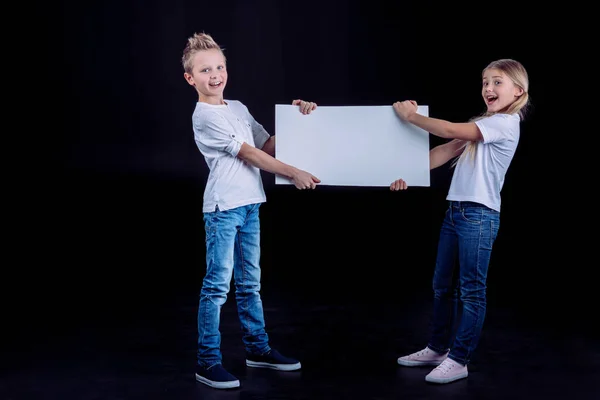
top-left (425, 358), bottom-right (468, 384)
top-left (397, 347), bottom-right (449, 366)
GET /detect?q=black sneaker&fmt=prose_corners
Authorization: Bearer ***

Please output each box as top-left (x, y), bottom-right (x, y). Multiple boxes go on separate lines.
top-left (246, 349), bottom-right (301, 371)
top-left (195, 364), bottom-right (240, 389)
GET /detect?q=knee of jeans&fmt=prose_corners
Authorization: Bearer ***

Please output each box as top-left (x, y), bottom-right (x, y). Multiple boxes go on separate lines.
top-left (235, 281), bottom-right (261, 294)
top-left (433, 283), bottom-right (456, 296)
top-left (200, 286), bottom-right (230, 306)
top-left (460, 286), bottom-right (486, 302)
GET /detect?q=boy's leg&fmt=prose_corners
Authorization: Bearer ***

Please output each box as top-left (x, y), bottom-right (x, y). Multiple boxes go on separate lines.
top-left (232, 203), bottom-right (270, 355)
top-left (233, 203), bottom-right (301, 371)
top-left (196, 205), bottom-right (244, 389)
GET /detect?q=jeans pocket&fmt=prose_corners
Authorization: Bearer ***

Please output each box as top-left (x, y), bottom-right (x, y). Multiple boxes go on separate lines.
top-left (460, 207), bottom-right (483, 224)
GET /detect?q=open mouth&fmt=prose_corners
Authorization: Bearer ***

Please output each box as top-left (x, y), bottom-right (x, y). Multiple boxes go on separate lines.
top-left (486, 95), bottom-right (498, 105)
top-left (209, 81), bottom-right (223, 88)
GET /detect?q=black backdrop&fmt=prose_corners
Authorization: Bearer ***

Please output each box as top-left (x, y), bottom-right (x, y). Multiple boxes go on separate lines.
top-left (13, 0), bottom-right (590, 354)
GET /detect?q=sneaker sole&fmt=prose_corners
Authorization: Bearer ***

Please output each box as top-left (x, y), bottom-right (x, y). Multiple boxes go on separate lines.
top-left (246, 360), bottom-right (301, 371)
top-left (195, 373), bottom-right (240, 389)
top-left (425, 370), bottom-right (468, 384)
top-left (397, 358), bottom-right (446, 367)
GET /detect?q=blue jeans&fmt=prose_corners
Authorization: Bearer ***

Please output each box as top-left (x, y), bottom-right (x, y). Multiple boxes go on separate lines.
top-left (197, 203), bottom-right (270, 368)
top-left (427, 201), bottom-right (500, 366)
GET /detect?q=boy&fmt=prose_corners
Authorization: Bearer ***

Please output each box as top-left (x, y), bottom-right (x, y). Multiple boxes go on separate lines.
top-left (182, 32), bottom-right (320, 389)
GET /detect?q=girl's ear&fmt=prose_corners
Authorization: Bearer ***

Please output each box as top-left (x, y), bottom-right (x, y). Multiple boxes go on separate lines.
top-left (514, 86), bottom-right (524, 97)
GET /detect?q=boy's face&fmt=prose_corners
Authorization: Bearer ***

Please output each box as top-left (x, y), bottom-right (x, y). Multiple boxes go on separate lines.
top-left (184, 49), bottom-right (228, 102)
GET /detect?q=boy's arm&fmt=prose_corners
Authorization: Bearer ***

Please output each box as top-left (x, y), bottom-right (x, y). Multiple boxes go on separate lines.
top-left (238, 143), bottom-right (320, 189)
top-left (197, 113), bottom-right (318, 188)
top-left (261, 136), bottom-right (276, 157)
top-left (254, 99), bottom-right (316, 158)
top-left (238, 142), bottom-right (293, 177)
top-left (430, 139), bottom-right (466, 170)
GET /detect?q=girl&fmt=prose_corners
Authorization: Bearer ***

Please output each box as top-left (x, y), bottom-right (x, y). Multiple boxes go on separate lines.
top-left (391, 59), bottom-right (530, 384)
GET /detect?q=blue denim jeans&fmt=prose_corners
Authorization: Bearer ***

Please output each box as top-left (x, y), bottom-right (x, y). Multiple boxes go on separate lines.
top-left (427, 201), bottom-right (500, 366)
top-left (197, 203), bottom-right (270, 368)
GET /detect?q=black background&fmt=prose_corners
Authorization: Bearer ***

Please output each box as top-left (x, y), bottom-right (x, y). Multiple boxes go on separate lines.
top-left (11, 0), bottom-right (592, 358)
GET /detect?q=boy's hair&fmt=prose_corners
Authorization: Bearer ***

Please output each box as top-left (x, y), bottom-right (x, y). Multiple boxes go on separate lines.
top-left (181, 32), bottom-right (225, 74)
top-left (456, 58), bottom-right (530, 164)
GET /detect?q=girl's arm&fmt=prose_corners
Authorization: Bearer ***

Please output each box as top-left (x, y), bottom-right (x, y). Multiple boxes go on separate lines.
top-left (393, 100), bottom-right (483, 141)
top-left (430, 139), bottom-right (466, 169)
top-left (407, 113), bottom-right (482, 141)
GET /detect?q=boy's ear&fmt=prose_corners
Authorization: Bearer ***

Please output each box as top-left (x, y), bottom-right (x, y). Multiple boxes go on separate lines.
top-left (184, 72), bottom-right (195, 86)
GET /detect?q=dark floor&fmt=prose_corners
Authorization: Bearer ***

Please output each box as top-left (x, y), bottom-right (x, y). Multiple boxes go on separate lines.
top-left (4, 171), bottom-right (598, 399)
top-left (4, 290), bottom-right (600, 400)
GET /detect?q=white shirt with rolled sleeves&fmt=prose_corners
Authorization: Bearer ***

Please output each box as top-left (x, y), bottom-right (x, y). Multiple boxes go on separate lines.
top-left (446, 113), bottom-right (521, 212)
top-left (192, 100), bottom-right (271, 213)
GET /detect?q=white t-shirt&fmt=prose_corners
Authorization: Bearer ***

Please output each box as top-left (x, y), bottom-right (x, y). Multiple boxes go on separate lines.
top-left (446, 113), bottom-right (521, 212)
top-left (192, 100), bottom-right (271, 213)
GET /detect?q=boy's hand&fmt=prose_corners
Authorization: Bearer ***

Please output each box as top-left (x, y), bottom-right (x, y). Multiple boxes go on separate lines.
top-left (390, 178), bottom-right (407, 191)
top-left (292, 99), bottom-right (317, 115)
top-left (291, 169), bottom-right (321, 190)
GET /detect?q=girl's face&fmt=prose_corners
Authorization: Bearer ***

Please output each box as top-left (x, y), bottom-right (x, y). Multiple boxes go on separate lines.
top-left (482, 68), bottom-right (523, 113)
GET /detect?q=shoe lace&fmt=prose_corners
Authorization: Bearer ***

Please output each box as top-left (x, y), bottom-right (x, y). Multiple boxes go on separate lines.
top-left (415, 348), bottom-right (430, 357)
top-left (434, 359), bottom-right (454, 374)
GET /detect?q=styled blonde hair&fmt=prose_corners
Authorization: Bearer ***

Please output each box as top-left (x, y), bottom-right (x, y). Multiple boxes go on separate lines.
top-left (455, 59), bottom-right (530, 164)
top-left (181, 32), bottom-right (225, 74)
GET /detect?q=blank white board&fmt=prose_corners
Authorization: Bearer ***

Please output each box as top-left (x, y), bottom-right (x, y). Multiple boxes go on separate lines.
top-left (274, 105), bottom-right (430, 187)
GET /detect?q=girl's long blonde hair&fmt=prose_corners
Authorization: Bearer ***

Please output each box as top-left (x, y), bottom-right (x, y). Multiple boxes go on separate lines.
top-left (454, 59), bottom-right (530, 165)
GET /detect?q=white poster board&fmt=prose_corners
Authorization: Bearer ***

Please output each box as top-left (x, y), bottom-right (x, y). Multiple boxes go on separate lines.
top-left (274, 105), bottom-right (430, 187)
